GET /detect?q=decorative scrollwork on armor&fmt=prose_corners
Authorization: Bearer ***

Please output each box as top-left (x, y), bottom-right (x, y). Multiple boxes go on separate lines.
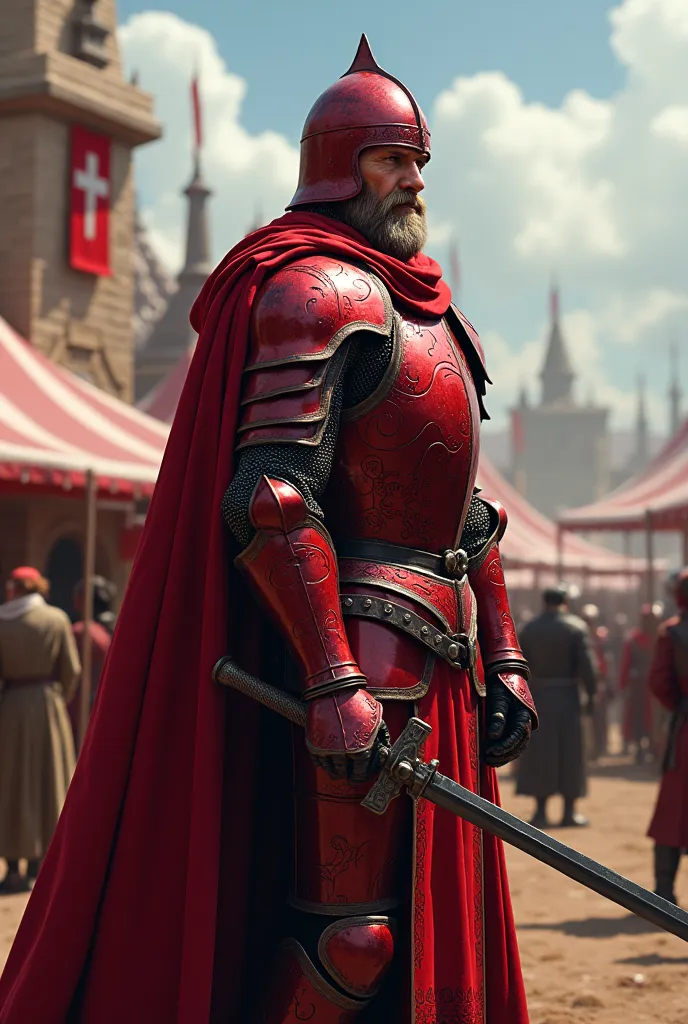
top-left (325, 313), bottom-right (481, 552)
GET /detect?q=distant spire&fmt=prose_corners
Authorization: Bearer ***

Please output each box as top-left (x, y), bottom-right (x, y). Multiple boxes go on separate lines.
top-left (181, 73), bottom-right (213, 281)
top-left (449, 237), bottom-right (461, 298)
top-left (669, 341), bottom-right (682, 437)
top-left (540, 281), bottom-right (575, 405)
top-left (635, 374), bottom-right (649, 466)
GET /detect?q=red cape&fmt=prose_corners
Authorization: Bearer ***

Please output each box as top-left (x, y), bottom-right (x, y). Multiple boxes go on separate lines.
top-left (0, 214), bottom-right (451, 1023)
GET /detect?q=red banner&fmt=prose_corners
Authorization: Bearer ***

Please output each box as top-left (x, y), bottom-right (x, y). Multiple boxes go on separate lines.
top-left (70, 125), bottom-right (111, 276)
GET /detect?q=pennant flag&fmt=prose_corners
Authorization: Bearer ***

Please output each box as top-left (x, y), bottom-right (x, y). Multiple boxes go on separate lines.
top-left (191, 74), bottom-right (203, 153)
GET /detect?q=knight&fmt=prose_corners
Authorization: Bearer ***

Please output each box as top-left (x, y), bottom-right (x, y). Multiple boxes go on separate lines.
top-left (0, 37), bottom-right (535, 1024)
top-left (221, 37), bottom-right (536, 1021)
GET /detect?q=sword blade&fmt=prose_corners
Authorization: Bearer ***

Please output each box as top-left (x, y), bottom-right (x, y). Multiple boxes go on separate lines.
top-left (213, 656), bottom-right (688, 942)
top-left (426, 770), bottom-right (688, 943)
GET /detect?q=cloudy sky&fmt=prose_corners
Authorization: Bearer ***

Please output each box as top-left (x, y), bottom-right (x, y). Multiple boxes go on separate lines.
top-left (118, 0), bottom-right (688, 437)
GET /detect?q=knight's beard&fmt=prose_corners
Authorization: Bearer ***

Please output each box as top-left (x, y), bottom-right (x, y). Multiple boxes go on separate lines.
top-left (337, 186), bottom-right (428, 261)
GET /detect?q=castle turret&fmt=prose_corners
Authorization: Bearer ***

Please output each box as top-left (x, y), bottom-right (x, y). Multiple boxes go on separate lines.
top-left (135, 75), bottom-right (213, 402)
top-left (540, 285), bottom-right (575, 406)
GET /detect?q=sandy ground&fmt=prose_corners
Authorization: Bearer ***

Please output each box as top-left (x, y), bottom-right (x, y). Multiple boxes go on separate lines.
top-left (1, 757), bottom-right (686, 1023)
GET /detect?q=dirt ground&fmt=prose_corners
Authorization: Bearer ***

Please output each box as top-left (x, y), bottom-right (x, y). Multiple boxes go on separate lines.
top-left (1, 756), bottom-right (687, 1023)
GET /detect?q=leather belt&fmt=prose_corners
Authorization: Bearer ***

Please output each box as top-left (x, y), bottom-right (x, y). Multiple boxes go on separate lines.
top-left (341, 593), bottom-right (472, 669)
top-left (337, 538), bottom-right (469, 581)
top-left (2, 676), bottom-right (53, 689)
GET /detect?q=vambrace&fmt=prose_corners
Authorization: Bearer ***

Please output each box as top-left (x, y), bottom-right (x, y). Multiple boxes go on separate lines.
top-left (235, 475), bottom-right (366, 700)
top-left (467, 497), bottom-right (537, 721)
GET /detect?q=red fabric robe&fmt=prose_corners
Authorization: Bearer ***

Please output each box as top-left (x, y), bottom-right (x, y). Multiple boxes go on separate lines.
top-left (647, 616), bottom-right (688, 848)
top-left (0, 213), bottom-right (527, 1023)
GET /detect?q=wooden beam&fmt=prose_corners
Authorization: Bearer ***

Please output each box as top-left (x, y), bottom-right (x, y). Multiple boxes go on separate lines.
top-left (78, 470), bottom-right (97, 751)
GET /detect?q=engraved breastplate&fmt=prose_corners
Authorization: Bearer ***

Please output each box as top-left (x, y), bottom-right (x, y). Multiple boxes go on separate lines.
top-left (324, 309), bottom-right (481, 552)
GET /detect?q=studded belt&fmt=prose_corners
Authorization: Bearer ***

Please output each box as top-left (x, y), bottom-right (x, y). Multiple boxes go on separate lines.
top-left (340, 593), bottom-right (473, 670)
top-left (336, 538), bottom-right (469, 581)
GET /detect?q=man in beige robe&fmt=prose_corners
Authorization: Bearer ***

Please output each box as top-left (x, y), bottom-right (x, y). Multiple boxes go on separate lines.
top-left (0, 566), bottom-right (80, 893)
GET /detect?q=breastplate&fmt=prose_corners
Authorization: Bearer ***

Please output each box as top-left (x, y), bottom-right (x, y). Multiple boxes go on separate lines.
top-left (324, 309), bottom-right (481, 552)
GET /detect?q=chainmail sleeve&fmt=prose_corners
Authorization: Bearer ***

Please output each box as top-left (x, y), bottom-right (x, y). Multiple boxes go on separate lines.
top-left (223, 330), bottom-right (392, 548)
top-left (458, 493), bottom-right (495, 557)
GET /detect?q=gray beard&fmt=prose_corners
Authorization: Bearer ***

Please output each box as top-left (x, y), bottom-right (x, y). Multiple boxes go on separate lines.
top-left (310, 186), bottom-right (428, 261)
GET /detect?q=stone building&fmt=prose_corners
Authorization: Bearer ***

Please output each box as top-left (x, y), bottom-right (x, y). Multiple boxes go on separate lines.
top-left (0, 0), bottom-right (161, 613)
top-left (510, 287), bottom-right (609, 519)
top-left (0, 0), bottom-right (159, 399)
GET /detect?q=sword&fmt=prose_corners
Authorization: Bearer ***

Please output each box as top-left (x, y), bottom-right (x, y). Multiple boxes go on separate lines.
top-left (213, 656), bottom-right (688, 943)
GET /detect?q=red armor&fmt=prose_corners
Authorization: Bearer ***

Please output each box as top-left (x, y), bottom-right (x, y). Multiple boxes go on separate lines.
top-left (288, 35), bottom-right (431, 209)
top-left (239, 257), bottom-right (391, 449)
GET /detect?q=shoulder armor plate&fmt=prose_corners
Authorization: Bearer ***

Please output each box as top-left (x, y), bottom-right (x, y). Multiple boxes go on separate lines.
top-left (238, 256), bottom-right (392, 448)
top-left (445, 303), bottom-right (492, 421)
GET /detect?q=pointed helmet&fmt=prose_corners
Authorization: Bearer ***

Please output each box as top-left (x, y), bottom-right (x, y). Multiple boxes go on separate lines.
top-left (287, 35), bottom-right (431, 209)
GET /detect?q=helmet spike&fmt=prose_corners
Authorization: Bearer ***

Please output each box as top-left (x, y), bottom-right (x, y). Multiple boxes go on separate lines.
top-left (343, 34), bottom-right (385, 77)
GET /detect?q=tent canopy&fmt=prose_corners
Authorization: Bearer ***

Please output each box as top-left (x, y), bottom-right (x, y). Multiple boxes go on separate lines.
top-left (477, 456), bottom-right (645, 576)
top-left (0, 316), bottom-right (169, 500)
top-left (558, 417), bottom-right (688, 533)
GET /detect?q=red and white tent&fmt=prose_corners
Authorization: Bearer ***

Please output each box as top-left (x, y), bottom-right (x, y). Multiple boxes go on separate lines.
top-left (0, 315), bottom-right (169, 500)
top-left (477, 456), bottom-right (643, 580)
top-left (559, 418), bottom-right (688, 533)
top-left (137, 345), bottom-right (194, 424)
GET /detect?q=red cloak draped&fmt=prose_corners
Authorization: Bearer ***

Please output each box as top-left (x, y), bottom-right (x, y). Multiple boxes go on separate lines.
top-left (0, 213), bottom-right (525, 1023)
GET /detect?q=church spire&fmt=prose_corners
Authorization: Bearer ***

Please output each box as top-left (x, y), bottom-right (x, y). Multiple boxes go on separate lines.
top-left (540, 282), bottom-right (575, 405)
top-left (669, 340), bottom-right (682, 437)
top-left (179, 73), bottom-right (213, 282)
top-left (634, 374), bottom-right (649, 466)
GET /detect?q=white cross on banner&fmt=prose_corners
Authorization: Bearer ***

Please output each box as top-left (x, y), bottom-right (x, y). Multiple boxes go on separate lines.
top-left (70, 125), bottom-right (112, 276)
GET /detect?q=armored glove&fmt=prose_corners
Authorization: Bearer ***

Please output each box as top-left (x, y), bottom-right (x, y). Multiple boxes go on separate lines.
top-left (484, 672), bottom-right (533, 767)
top-left (235, 476), bottom-right (384, 779)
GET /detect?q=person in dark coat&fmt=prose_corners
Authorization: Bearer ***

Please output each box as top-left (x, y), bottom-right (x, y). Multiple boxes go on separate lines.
top-left (647, 568), bottom-right (688, 903)
top-left (516, 586), bottom-right (598, 828)
top-left (68, 576), bottom-right (117, 743)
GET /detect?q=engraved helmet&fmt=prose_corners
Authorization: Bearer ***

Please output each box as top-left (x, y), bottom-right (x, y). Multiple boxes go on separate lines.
top-left (287, 35), bottom-right (431, 209)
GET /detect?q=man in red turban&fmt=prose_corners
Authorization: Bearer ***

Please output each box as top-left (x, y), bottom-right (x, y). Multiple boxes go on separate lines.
top-left (0, 37), bottom-right (535, 1023)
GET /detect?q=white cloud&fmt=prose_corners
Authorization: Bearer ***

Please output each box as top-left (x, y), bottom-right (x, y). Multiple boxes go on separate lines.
top-left (121, 1), bottom-right (688, 434)
top-left (119, 12), bottom-right (298, 270)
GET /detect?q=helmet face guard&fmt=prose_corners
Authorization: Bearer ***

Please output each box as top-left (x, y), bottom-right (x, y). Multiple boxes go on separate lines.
top-left (288, 35), bottom-right (431, 209)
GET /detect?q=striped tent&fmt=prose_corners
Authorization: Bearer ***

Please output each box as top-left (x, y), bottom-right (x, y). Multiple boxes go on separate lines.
top-left (0, 315), bottom-right (168, 500)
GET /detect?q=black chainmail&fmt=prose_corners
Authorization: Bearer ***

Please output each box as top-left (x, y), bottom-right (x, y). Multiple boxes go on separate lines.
top-left (223, 335), bottom-right (392, 547)
top-left (459, 495), bottom-right (494, 556)
top-left (343, 329), bottom-right (393, 408)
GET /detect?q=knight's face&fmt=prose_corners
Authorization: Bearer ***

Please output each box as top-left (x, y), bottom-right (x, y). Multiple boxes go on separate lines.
top-left (359, 145), bottom-right (427, 203)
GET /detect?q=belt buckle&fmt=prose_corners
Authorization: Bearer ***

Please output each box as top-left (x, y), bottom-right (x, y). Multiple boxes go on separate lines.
top-left (442, 548), bottom-right (468, 580)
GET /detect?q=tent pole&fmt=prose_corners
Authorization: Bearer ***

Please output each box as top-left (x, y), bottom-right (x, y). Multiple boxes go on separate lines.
top-left (644, 512), bottom-right (655, 605)
top-left (556, 524), bottom-right (564, 581)
top-left (79, 470), bottom-right (97, 752)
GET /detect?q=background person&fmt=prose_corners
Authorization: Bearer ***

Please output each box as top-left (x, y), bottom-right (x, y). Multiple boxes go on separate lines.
top-left (0, 567), bottom-right (80, 893)
top-left (647, 569), bottom-right (688, 903)
top-left (69, 576), bottom-right (117, 742)
top-left (516, 585), bottom-right (598, 828)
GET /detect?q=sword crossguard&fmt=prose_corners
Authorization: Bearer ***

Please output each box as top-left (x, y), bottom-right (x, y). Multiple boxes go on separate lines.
top-left (362, 717), bottom-right (437, 815)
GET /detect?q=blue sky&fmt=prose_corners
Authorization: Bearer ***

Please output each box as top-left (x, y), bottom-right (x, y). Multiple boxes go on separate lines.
top-left (118, 1), bottom-right (688, 439)
top-left (118, 0), bottom-right (625, 143)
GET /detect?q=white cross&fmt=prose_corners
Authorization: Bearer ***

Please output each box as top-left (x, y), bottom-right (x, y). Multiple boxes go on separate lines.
top-left (73, 151), bottom-right (110, 241)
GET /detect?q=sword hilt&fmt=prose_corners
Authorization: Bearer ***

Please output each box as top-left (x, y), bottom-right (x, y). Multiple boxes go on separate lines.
top-left (213, 656), bottom-right (435, 814)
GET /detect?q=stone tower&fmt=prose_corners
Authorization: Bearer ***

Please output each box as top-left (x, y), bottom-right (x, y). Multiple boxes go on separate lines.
top-left (633, 375), bottom-right (649, 467)
top-left (509, 286), bottom-right (609, 518)
top-left (135, 95), bottom-right (213, 402)
top-left (0, 0), bottom-right (160, 400)
top-left (540, 285), bottom-right (575, 405)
